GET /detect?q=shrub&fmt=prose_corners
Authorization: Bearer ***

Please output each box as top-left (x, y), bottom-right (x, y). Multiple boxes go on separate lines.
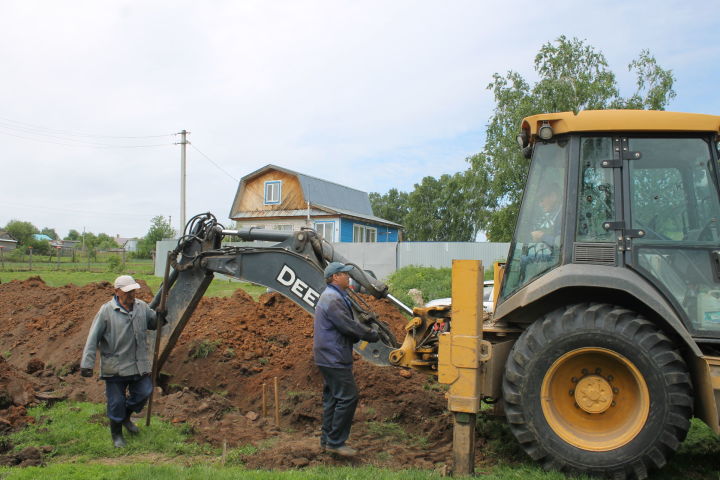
top-left (386, 266), bottom-right (451, 307)
top-left (106, 255), bottom-right (124, 273)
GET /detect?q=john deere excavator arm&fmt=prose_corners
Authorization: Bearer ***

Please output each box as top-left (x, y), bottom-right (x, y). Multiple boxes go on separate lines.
top-left (148, 213), bottom-right (403, 374)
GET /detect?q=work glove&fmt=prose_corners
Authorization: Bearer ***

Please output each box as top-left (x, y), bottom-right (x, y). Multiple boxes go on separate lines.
top-left (366, 325), bottom-right (380, 343)
top-left (80, 368), bottom-right (93, 378)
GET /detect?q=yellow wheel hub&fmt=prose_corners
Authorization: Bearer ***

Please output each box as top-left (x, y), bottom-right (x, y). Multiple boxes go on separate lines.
top-left (540, 347), bottom-right (650, 452)
top-left (575, 375), bottom-right (613, 414)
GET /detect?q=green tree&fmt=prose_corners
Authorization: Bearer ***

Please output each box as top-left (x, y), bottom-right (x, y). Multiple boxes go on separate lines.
top-left (403, 171), bottom-right (488, 241)
top-left (83, 232), bottom-right (98, 249)
top-left (369, 189), bottom-right (410, 226)
top-left (136, 216), bottom-right (176, 259)
top-left (40, 227), bottom-right (59, 240)
top-left (64, 229), bottom-right (81, 241)
top-left (472, 36), bottom-right (676, 241)
top-left (28, 237), bottom-right (51, 255)
top-left (3, 220), bottom-right (38, 246)
top-left (95, 233), bottom-right (118, 250)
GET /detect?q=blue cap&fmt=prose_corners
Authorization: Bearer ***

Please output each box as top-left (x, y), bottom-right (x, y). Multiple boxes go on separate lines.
top-left (324, 262), bottom-right (353, 279)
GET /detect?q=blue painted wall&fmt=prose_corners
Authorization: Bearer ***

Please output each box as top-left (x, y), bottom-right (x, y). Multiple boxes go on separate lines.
top-left (339, 218), bottom-right (398, 242)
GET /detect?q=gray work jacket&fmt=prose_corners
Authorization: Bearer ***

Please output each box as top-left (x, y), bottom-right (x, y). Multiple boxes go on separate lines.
top-left (81, 297), bottom-right (158, 377)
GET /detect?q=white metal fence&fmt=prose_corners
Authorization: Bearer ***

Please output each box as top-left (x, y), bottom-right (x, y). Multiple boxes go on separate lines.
top-left (155, 240), bottom-right (510, 281)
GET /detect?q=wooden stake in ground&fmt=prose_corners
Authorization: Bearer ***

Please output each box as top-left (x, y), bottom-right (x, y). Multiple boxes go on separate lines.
top-left (262, 383), bottom-right (268, 417)
top-left (273, 376), bottom-right (280, 425)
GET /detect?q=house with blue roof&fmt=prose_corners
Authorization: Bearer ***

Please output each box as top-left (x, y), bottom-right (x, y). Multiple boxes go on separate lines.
top-left (229, 165), bottom-right (402, 242)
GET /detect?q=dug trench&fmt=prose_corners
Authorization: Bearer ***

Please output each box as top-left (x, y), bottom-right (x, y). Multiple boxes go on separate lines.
top-left (0, 277), bottom-right (496, 471)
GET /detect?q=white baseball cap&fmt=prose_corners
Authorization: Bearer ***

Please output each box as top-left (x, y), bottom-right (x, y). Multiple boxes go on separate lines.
top-left (114, 275), bottom-right (141, 292)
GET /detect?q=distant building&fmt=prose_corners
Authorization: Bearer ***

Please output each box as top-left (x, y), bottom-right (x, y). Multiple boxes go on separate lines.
top-left (229, 164), bottom-right (402, 243)
top-left (0, 231), bottom-right (18, 251)
top-left (114, 235), bottom-right (139, 252)
top-left (59, 240), bottom-right (80, 255)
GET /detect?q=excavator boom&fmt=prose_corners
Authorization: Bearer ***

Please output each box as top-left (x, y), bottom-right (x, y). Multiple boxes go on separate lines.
top-left (148, 213), bottom-right (401, 373)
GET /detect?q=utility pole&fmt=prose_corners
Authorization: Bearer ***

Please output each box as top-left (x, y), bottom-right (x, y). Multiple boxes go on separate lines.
top-left (177, 130), bottom-right (190, 232)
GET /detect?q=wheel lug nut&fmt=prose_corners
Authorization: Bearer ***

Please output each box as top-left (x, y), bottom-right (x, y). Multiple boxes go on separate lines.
top-left (581, 368), bottom-right (588, 375)
top-left (607, 375), bottom-right (613, 381)
top-left (569, 390), bottom-right (575, 396)
top-left (595, 368), bottom-right (602, 374)
top-left (613, 387), bottom-right (619, 394)
top-left (571, 377), bottom-right (578, 383)
top-left (611, 401), bottom-right (616, 407)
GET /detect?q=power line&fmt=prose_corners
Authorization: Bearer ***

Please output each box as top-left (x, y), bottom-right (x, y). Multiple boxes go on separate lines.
top-left (0, 200), bottom-right (151, 218)
top-left (0, 127), bottom-right (173, 148)
top-left (0, 115), bottom-right (173, 139)
top-left (190, 143), bottom-right (239, 182)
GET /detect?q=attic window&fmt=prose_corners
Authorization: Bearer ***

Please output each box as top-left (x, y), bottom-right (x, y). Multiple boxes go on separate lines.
top-left (264, 181), bottom-right (282, 205)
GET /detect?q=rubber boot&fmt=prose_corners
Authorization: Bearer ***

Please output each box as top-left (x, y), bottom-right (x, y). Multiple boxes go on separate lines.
top-left (110, 421), bottom-right (126, 448)
top-left (122, 411), bottom-right (139, 435)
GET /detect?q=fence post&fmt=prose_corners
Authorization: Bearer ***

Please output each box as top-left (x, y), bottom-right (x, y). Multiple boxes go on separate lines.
top-left (28, 246), bottom-right (33, 271)
top-left (0, 246), bottom-right (4, 270)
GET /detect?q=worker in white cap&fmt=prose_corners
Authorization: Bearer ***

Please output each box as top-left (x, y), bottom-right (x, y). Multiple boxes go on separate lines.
top-left (80, 275), bottom-right (162, 448)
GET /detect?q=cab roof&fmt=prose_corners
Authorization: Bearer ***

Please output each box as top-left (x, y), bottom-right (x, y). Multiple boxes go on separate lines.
top-left (521, 110), bottom-right (720, 140)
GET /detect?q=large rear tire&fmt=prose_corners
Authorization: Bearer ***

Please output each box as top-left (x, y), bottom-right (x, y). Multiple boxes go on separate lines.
top-left (502, 303), bottom-right (693, 479)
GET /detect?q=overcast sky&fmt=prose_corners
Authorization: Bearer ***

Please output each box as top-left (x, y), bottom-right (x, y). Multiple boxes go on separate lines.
top-left (1, 0), bottom-right (718, 238)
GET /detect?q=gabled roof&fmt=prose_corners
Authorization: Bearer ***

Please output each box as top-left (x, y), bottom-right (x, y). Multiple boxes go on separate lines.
top-left (234, 164), bottom-right (373, 215)
top-left (0, 231), bottom-right (17, 243)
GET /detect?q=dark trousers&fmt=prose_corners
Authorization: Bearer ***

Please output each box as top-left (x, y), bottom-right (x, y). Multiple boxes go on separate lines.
top-left (318, 365), bottom-right (358, 448)
top-left (104, 374), bottom-right (153, 423)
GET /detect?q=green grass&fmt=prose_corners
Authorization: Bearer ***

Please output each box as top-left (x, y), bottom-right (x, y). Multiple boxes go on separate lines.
top-left (188, 339), bottom-right (221, 359)
top-left (365, 421), bottom-right (428, 448)
top-left (0, 269), bottom-right (267, 300)
top-left (0, 400), bottom-right (718, 479)
top-left (8, 402), bottom-right (211, 459)
top-left (0, 465), bottom-right (445, 480)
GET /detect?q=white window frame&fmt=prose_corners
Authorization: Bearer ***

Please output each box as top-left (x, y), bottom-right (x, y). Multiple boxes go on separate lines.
top-left (353, 225), bottom-right (364, 242)
top-left (264, 181), bottom-right (282, 205)
top-left (274, 224), bottom-right (293, 231)
top-left (314, 221), bottom-right (335, 242)
top-left (352, 224), bottom-right (377, 243)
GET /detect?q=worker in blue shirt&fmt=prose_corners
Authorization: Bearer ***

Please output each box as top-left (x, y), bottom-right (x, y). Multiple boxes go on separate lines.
top-left (314, 262), bottom-right (379, 457)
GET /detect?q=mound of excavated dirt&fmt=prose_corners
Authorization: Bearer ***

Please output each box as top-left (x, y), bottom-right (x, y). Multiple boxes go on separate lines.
top-left (0, 277), bottom-right (482, 471)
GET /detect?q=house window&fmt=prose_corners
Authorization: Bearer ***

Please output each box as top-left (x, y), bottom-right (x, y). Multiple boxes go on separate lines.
top-left (274, 224), bottom-right (292, 231)
top-left (314, 221), bottom-right (335, 242)
top-left (264, 181), bottom-right (282, 205)
top-left (352, 225), bottom-right (377, 242)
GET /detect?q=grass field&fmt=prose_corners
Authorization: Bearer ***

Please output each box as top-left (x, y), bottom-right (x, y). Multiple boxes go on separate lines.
top-left (0, 267), bottom-right (267, 299)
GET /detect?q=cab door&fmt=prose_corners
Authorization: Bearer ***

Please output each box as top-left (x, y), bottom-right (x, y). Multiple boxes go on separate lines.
top-left (621, 136), bottom-right (720, 338)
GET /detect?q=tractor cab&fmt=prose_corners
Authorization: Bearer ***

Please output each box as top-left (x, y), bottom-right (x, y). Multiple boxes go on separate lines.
top-left (496, 110), bottom-right (720, 342)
